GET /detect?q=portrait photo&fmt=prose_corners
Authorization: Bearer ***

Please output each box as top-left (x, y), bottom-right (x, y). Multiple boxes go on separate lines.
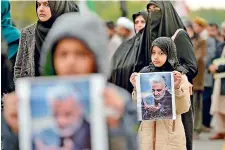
top-left (136, 72), bottom-right (176, 121)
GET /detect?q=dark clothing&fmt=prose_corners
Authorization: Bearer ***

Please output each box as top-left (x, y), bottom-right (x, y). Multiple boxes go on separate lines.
top-left (35, 0), bottom-right (79, 53)
top-left (202, 87), bottom-right (213, 127)
top-left (110, 32), bottom-right (143, 93)
top-left (193, 90), bottom-right (203, 133)
top-left (1, 52), bottom-right (14, 95)
top-left (60, 120), bottom-right (91, 150)
top-left (110, 11), bottom-right (148, 93)
top-left (142, 90), bottom-right (172, 120)
top-left (34, 46), bottom-right (41, 76)
top-left (213, 43), bottom-right (225, 95)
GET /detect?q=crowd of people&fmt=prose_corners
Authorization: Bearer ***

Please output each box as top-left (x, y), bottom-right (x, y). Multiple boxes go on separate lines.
top-left (1, 0), bottom-right (225, 150)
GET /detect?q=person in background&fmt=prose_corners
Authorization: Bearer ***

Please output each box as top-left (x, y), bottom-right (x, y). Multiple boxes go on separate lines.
top-left (208, 21), bottom-right (225, 140)
top-left (132, 11), bottom-right (146, 34)
top-left (208, 23), bottom-right (222, 47)
top-left (110, 11), bottom-right (148, 93)
top-left (116, 17), bottom-right (134, 41)
top-left (106, 21), bottom-right (122, 59)
top-left (1, 0), bottom-right (20, 71)
top-left (186, 22), bottom-right (207, 139)
top-left (193, 17), bottom-right (208, 40)
top-left (14, 0), bottom-right (79, 79)
top-left (193, 17), bottom-right (217, 132)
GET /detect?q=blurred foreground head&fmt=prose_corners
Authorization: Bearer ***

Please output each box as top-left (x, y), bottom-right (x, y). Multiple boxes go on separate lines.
top-left (40, 12), bottom-right (110, 77)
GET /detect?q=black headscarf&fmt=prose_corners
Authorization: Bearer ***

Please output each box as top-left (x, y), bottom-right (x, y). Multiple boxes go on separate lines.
top-left (35, 0), bottom-right (79, 53)
top-left (34, 0), bottom-right (79, 76)
top-left (140, 37), bottom-right (188, 74)
top-left (109, 11), bottom-right (148, 93)
top-left (134, 1), bottom-right (197, 81)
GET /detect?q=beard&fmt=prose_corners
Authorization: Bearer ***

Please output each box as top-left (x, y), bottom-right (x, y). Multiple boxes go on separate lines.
top-left (154, 90), bottom-right (165, 101)
top-left (59, 116), bottom-right (84, 138)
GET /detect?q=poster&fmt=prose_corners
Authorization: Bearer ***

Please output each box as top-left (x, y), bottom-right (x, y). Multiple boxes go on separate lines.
top-left (136, 72), bottom-right (176, 121)
top-left (16, 75), bottom-right (108, 150)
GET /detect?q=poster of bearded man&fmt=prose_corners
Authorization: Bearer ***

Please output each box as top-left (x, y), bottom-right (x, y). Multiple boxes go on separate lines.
top-left (136, 72), bottom-right (176, 121)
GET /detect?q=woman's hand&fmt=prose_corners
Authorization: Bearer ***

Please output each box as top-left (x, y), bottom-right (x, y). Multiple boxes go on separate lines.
top-left (130, 72), bottom-right (138, 88)
top-left (173, 71), bottom-right (182, 89)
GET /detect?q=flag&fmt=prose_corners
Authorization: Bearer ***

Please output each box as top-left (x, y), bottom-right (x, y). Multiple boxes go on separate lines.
top-left (78, 0), bottom-right (96, 15)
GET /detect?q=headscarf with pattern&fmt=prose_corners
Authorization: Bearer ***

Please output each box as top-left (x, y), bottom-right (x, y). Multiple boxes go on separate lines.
top-left (140, 37), bottom-right (188, 74)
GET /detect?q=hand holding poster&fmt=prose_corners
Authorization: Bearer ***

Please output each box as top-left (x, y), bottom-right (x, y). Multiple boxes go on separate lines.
top-left (136, 72), bottom-right (176, 121)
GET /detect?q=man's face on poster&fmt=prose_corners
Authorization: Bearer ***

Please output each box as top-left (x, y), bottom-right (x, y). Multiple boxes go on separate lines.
top-left (151, 82), bottom-right (166, 100)
top-left (52, 97), bottom-right (82, 138)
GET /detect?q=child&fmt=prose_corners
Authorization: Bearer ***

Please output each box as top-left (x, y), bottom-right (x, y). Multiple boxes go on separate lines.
top-left (130, 37), bottom-right (190, 150)
top-left (3, 13), bottom-right (138, 150)
top-left (39, 13), bottom-right (137, 150)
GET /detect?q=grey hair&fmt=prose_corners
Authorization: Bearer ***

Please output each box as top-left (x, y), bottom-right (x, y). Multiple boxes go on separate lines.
top-left (47, 84), bottom-right (82, 105)
top-left (149, 74), bottom-right (166, 87)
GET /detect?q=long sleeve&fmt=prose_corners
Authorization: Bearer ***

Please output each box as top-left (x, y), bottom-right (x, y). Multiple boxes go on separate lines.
top-left (175, 75), bottom-right (191, 115)
top-left (217, 65), bottom-right (225, 73)
top-left (195, 39), bottom-right (207, 61)
top-left (174, 30), bottom-right (198, 81)
top-left (14, 28), bottom-right (26, 81)
top-left (204, 38), bottom-right (216, 68)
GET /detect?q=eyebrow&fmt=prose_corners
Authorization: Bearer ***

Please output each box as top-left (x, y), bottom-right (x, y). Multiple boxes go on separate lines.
top-left (37, 1), bottom-right (49, 4)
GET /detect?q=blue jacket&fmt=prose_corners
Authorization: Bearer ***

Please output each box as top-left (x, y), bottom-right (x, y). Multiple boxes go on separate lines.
top-left (1, 0), bottom-right (20, 59)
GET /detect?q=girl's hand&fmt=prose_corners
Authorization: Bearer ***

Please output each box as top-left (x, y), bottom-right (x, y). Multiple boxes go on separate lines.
top-left (173, 71), bottom-right (182, 89)
top-left (130, 72), bottom-right (138, 88)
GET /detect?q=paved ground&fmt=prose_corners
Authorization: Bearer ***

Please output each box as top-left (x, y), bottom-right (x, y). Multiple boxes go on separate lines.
top-left (193, 132), bottom-right (225, 150)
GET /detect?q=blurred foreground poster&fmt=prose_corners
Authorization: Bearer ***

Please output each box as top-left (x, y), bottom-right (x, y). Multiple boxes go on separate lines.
top-left (16, 75), bottom-right (108, 150)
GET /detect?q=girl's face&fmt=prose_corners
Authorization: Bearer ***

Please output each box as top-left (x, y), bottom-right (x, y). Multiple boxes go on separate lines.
top-left (151, 46), bottom-right (167, 67)
top-left (134, 15), bottom-right (146, 33)
top-left (37, 0), bottom-right (52, 22)
top-left (54, 38), bottom-right (96, 76)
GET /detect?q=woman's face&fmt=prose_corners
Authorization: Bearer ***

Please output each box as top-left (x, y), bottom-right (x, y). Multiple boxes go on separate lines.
top-left (37, 0), bottom-right (52, 22)
top-left (151, 46), bottom-right (167, 67)
top-left (54, 38), bottom-right (96, 76)
top-left (147, 4), bottom-right (161, 13)
top-left (134, 15), bottom-right (146, 33)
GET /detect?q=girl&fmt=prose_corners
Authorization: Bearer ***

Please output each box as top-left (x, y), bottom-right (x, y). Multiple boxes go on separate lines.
top-left (130, 37), bottom-right (190, 150)
top-left (14, 0), bottom-right (78, 79)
